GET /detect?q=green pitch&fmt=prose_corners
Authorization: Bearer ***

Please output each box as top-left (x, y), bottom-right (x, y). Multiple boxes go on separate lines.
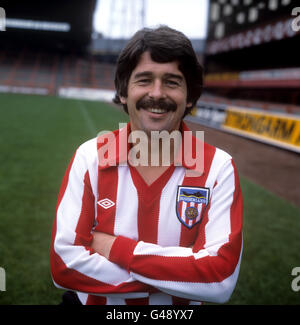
top-left (0, 93), bottom-right (299, 304)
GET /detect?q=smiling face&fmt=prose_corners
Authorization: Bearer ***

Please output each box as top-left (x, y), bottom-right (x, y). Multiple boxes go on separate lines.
top-left (120, 51), bottom-right (193, 135)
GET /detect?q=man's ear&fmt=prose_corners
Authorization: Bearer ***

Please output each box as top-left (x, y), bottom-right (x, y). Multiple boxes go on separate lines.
top-left (120, 96), bottom-right (127, 105)
top-left (186, 101), bottom-right (193, 109)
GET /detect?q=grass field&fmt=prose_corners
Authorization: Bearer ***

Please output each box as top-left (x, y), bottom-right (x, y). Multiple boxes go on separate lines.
top-left (0, 92), bottom-right (299, 305)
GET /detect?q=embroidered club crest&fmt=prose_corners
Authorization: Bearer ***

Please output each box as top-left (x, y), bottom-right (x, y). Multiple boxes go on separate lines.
top-left (176, 186), bottom-right (210, 229)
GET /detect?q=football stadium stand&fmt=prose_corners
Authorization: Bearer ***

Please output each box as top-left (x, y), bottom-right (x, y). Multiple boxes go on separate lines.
top-left (192, 0), bottom-right (300, 153)
top-left (203, 0), bottom-right (300, 109)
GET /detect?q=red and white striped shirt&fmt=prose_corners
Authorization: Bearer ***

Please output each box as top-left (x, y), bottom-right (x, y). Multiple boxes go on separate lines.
top-left (50, 121), bottom-right (243, 305)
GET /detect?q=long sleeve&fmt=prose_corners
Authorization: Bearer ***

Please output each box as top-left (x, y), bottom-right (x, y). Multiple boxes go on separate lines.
top-left (50, 139), bottom-right (152, 296)
top-left (108, 158), bottom-right (243, 303)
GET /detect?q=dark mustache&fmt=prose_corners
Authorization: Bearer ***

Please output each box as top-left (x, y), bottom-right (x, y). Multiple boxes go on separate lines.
top-left (136, 97), bottom-right (177, 112)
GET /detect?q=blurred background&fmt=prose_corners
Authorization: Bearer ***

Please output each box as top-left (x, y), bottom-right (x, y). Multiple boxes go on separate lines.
top-left (0, 0), bottom-right (299, 305)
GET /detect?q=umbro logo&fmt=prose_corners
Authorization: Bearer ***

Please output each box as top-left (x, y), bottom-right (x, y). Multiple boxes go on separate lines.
top-left (97, 198), bottom-right (115, 209)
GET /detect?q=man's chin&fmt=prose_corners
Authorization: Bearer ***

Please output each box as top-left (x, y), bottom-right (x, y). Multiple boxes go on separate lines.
top-left (140, 120), bottom-right (178, 135)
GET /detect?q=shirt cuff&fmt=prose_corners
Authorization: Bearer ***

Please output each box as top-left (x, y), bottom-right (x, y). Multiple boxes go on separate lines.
top-left (109, 235), bottom-right (138, 271)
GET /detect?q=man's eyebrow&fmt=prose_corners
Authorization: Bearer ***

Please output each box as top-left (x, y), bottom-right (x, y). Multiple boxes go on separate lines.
top-left (133, 71), bottom-right (153, 79)
top-left (133, 71), bottom-right (184, 81)
top-left (164, 73), bottom-right (184, 81)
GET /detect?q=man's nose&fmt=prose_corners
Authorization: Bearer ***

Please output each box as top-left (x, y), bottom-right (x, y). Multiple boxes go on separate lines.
top-left (148, 80), bottom-right (165, 99)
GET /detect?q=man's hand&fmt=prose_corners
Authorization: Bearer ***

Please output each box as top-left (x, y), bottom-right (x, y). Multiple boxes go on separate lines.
top-left (91, 232), bottom-right (116, 259)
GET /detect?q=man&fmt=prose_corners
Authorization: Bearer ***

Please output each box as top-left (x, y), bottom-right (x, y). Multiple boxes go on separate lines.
top-left (50, 26), bottom-right (243, 305)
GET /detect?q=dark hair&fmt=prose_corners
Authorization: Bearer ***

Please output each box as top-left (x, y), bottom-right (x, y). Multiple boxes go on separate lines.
top-left (113, 25), bottom-right (203, 117)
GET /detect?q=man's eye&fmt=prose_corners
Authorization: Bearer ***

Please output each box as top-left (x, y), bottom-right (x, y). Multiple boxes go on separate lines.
top-left (137, 79), bottom-right (151, 84)
top-left (165, 80), bottom-right (179, 86)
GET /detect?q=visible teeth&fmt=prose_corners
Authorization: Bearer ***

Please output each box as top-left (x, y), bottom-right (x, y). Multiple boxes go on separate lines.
top-left (147, 108), bottom-right (167, 114)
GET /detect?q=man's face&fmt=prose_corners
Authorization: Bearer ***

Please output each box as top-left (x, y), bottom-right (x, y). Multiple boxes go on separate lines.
top-left (120, 51), bottom-right (192, 135)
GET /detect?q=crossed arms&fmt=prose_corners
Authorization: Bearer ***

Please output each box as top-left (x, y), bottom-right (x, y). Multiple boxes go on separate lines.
top-left (50, 141), bottom-right (243, 303)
